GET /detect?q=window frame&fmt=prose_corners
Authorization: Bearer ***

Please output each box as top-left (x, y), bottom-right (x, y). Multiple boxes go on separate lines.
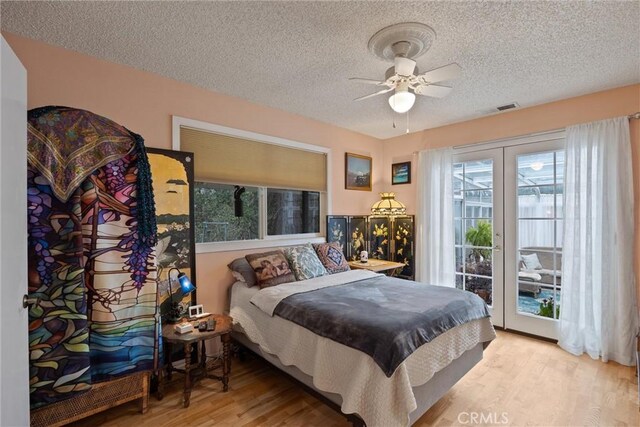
top-left (172, 116), bottom-right (331, 253)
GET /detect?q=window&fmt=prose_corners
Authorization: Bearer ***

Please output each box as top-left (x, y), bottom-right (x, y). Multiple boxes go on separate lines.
top-left (194, 183), bottom-right (259, 243)
top-left (193, 184), bottom-right (321, 244)
top-left (174, 116), bottom-right (329, 252)
top-left (267, 189), bottom-right (320, 236)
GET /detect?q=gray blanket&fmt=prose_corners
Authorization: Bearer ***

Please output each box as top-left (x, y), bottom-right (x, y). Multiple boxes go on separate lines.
top-left (273, 275), bottom-right (491, 377)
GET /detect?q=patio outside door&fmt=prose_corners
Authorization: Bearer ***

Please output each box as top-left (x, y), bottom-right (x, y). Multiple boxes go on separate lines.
top-left (453, 149), bottom-right (504, 327)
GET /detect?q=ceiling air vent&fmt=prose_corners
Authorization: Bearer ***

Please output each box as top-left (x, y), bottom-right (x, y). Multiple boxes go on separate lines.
top-left (496, 102), bottom-right (519, 112)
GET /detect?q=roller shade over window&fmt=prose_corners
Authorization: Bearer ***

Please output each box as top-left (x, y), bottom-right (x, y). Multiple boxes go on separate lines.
top-left (181, 127), bottom-right (327, 192)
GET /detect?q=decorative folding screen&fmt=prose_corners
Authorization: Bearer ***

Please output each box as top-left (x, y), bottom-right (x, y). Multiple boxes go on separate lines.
top-left (326, 215), bottom-right (415, 280)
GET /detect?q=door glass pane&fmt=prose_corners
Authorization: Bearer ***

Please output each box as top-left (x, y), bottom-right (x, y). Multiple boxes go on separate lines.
top-left (555, 220), bottom-right (564, 247)
top-left (453, 163), bottom-right (464, 198)
top-left (517, 186), bottom-right (558, 218)
top-left (453, 159), bottom-right (494, 306)
top-left (455, 247), bottom-right (464, 273)
top-left (516, 150), bottom-right (563, 319)
top-left (517, 152), bottom-right (555, 186)
top-left (464, 160), bottom-right (493, 189)
top-left (464, 275), bottom-right (493, 305)
top-left (454, 219), bottom-right (464, 245)
top-left (518, 219), bottom-right (556, 248)
top-left (464, 190), bottom-right (492, 218)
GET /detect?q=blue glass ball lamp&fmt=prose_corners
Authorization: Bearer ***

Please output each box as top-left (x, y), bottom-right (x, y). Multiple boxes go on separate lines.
top-left (166, 267), bottom-right (195, 323)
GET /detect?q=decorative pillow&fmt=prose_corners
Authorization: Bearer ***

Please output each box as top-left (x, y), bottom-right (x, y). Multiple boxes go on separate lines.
top-left (227, 257), bottom-right (257, 287)
top-left (521, 253), bottom-right (543, 270)
top-left (313, 242), bottom-right (350, 274)
top-left (283, 244), bottom-right (327, 281)
top-left (245, 250), bottom-right (296, 288)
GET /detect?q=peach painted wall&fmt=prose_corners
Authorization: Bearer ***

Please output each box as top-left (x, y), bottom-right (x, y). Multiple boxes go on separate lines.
top-left (381, 84), bottom-right (640, 303)
top-left (6, 30), bottom-right (639, 318)
top-left (3, 32), bottom-right (384, 317)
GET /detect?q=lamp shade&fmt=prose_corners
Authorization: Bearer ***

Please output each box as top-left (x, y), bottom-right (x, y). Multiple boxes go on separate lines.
top-left (177, 272), bottom-right (195, 294)
top-left (371, 192), bottom-right (407, 216)
top-left (388, 90), bottom-right (415, 114)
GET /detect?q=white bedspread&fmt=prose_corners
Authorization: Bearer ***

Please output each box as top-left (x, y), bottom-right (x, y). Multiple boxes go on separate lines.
top-left (250, 269), bottom-right (379, 315)
top-left (230, 275), bottom-right (495, 427)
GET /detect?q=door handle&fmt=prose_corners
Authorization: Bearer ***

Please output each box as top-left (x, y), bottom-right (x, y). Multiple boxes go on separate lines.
top-left (22, 294), bottom-right (39, 309)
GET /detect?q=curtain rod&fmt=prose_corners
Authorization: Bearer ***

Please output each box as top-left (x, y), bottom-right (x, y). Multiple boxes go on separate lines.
top-left (411, 113), bottom-right (640, 154)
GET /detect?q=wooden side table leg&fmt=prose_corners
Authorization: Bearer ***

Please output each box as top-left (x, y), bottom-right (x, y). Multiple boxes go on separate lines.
top-left (156, 367), bottom-right (164, 401)
top-left (183, 343), bottom-right (192, 408)
top-left (200, 340), bottom-right (207, 369)
top-left (140, 372), bottom-right (149, 414)
top-left (222, 333), bottom-right (231, 392)
top-left (166, 342), bottom-right (173, 381)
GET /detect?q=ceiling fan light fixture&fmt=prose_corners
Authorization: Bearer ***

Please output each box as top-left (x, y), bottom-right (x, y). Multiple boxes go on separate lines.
top-left (388, 89), bottom-right (415, 113)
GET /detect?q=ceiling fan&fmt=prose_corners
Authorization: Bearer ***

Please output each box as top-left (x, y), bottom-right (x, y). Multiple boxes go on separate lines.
top-left (350, 23), bottom-right (462, 114)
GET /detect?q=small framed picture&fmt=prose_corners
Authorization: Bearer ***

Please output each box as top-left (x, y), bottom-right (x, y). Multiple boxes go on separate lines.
top-left (188, 304), bottom-right (204, 318)
top-left (345, 152), bottom-right (372, 191)
top-left (392, 161), bottom-right (411, 185)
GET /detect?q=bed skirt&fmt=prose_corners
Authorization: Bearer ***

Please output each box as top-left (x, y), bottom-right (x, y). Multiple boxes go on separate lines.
top-left (232, 330), bottom-right (483, 425)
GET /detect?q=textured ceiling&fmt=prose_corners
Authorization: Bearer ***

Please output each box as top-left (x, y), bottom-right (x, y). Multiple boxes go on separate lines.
top-left (2, 1), bottom-right (639, 139)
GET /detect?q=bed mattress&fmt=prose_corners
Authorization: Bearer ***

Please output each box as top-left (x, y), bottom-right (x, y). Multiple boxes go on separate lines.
top-left (229, 273), bottom-right (495, 427)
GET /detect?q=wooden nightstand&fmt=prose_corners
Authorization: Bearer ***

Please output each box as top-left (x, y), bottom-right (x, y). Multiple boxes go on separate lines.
top-left (348, 259), bottom-right (406, 276)
top-left (159, 314), bottom-right (232, 408)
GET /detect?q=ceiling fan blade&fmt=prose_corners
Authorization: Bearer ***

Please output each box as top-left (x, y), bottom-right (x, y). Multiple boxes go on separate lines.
top-left (354, 87), bottom-right (394, 101)
top-left (349, 77), bottom-right (387, 85)
top-left (394, 57), bottom-right (416, 76)
top-left (417, 63), bottom-right (462, 84)
top-left (414, 84), bottom-right (453, 98)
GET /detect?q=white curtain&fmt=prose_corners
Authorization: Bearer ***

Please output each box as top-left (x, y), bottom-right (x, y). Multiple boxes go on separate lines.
top-left (416, 147), bottom-right (455, 287)
top-left (558, 117), bottom-right (638, 366)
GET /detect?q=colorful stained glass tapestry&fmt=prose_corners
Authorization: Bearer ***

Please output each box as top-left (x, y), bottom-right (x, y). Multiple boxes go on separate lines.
top-left (27, 107), bottom-right (158, 409)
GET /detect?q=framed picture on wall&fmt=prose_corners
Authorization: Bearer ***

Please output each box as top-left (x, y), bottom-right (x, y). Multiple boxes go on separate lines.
top-left (345, 152), bottom-right (372, 191)
top-left (392, 161), bottom-right (411, 185)
top-left (147, 148), bottom-right (197, 321)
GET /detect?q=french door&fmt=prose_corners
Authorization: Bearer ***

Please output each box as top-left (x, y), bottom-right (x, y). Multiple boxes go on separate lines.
top-left (454, 137), bottom-right (564, 339)
top-left (453, 149), bottom-right (504, 327)
top-left (504, 140), bottom-right (564, 339)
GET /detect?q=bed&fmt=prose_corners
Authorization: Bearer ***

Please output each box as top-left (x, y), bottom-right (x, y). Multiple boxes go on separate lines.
top-left (229, 269), bottom-right (495, 427)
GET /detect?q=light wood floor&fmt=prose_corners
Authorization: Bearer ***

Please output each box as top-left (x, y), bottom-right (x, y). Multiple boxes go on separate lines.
top-left (71, 331), bottom-right (639, 426)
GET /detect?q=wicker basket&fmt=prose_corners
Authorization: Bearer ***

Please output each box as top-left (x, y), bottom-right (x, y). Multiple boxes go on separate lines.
top-left (30, 371), bottom-right (150, 427)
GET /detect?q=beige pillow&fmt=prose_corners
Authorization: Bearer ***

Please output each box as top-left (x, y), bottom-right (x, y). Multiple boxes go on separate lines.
top-left (245, 250), bottom-right (296, 288)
